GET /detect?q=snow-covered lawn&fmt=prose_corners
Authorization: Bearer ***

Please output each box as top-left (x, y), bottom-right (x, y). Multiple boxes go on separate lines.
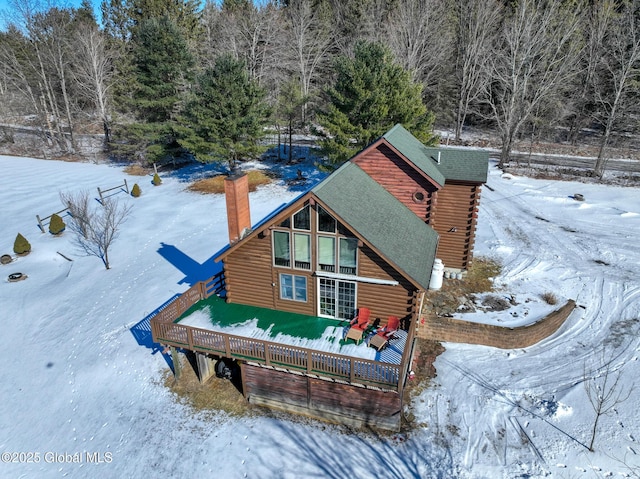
top-left (1, 155), bottom-right (638, 478)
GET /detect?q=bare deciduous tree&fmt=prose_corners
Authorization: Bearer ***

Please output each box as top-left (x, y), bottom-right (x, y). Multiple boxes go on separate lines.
top-left (69, 23), bottom-right (116, 145)
top-left (565, 0), bottom-right (613, 145)
top-left (29, 6), bottom-right (78, 152)
top-left (63, 190), bottom-right (131, 270)
top-left (210, 1), bottom-right (282, 89)
top-left (284, 0), bottom-right (335, 125)
top-left (384, 0), bottom-right (453, 98)
top-left (584, 350), bottom-right (633, 452)
top-left (452, 0), bottom-right (501, 141)
top-left (483, 0), bottom-right (583, 168)
top-left (591, 0), bottom-right (640, 178)
top-left (60, 190), bottom-right (91, 237)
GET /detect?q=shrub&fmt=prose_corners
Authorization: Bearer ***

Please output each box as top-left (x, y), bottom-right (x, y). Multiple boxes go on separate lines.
top-left (13, 233), bottom-right (31, 255)
top-left (131, 183), bottom-right (141, 197)
top-left (49, 213), bottom-right (66, 235)
top-left (152, 173), bottom-right (162, 186)
top-left (541, 292), bottom-right (558, 305)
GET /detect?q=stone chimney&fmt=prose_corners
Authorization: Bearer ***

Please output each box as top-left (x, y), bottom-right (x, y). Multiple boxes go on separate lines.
top-left (224, 173), bottom-right (251, 244)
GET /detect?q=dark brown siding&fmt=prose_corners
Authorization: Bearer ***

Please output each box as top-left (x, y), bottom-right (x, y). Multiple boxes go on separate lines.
top-left (431, 182), bottom-right (481, 269)
top-left (355, 144), bottom-right (439, 223)
top-left (242, 363), bottom-right (402, 430)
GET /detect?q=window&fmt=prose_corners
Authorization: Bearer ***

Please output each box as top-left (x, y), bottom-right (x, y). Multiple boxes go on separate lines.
top-left (337, 281), bottom-right (356, 318)
top-left (318, 236), bottom-right (336, 272)
top-left (293, 205), bottom-right (310, 230)
top-left (293, 233), bottom-right (311, 270)
top-left (317, 206), bottom-right (336, 233)
top-left (318, 278), bottom-right (336, 317)
top-left (278, 217), bottom-right (291, 228)
top-left (280, 274), bottom-right (307, 302)
top-left (339, 238), bottom-right (358, 275)
top-left (318, 278), bottom-right (356, 319)
top-left (273, 231), bottom-right (290, 267)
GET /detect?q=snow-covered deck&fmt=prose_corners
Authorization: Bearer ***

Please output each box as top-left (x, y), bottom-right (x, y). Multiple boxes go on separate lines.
top-left (176, 294), bottom-right (407, 365)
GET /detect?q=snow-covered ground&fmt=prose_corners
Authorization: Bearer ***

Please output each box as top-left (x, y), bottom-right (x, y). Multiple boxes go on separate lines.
top-left (0, 154), bottom-right (638, 478)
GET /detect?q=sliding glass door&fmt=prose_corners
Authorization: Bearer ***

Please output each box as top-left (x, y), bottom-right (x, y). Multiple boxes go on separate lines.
top-left (318, 278), bottom-right (356, 319)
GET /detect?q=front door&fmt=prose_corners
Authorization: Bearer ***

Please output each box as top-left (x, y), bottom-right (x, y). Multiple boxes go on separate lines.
top-left (318, 278), bottom-right (356, 319)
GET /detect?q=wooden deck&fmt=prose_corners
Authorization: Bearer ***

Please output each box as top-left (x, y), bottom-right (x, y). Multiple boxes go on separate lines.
top-left (176, 293), bottom-right (408, 364)
top-left (149, 277), bottom-right (416, 392)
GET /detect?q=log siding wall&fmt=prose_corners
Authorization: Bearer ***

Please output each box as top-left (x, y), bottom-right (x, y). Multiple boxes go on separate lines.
top-left (355, 144), bottom-right (438, 223)
top-left (223, 201), bottom-right (418, 323)
top-left (224, 234), bottom-right (275, 309)
top-left (430, 182), bottom-right (482, 270)
top-left (355, 145), bottom-right (482, 270)
top-left (357, 245), bottom-right (416, 325)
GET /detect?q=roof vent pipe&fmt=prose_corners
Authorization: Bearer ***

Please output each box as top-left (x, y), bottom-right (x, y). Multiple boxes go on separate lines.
top-left (437, 151), bottom-right (441, 164)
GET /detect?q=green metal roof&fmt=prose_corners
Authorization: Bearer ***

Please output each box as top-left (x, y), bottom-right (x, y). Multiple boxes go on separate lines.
top-left (383, 124), bottom-right (489, 184)
top-left (312, 162), bottom-right (438, 291)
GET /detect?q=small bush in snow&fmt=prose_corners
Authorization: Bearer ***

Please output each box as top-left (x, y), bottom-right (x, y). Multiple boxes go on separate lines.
top-left (152, 173), bottom-right (162, 186)
top-left (49, 213), bottom-right (65, 235)
top-left (541, 292), bottom-right (558, 305)
top-left (131, 183), bottom-right (141, 197)
top-left (13, 233), bottom-right (31, 255)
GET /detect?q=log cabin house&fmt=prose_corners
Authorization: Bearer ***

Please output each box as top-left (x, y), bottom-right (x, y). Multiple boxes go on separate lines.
top-left (150, 124), bottom-right (489, 430)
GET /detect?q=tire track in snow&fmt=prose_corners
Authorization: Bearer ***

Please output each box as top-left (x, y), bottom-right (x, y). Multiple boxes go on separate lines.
top-left (440, 174), bottom-right (640, 474)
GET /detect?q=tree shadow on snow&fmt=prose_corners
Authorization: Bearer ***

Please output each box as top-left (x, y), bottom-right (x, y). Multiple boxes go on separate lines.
top-left (262, 145), bottom-right (328, 192)
top-left (249, 417), bottom-right (455, 479)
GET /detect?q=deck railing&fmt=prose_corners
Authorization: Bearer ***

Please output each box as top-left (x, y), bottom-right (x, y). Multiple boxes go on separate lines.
top-left (148, 276), bottom-right (407, 391)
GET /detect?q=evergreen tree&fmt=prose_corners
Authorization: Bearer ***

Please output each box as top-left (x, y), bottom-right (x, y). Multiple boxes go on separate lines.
top-left (49, 213), bottom-right (66, 235)
top-left (317, 41), bottom-right (437, 167)
top-left (177, 54), bottom-right (270, 169)
top-left (134, 0), bottom-right (201, 38)
top-left (131, 183), bottom-right (141, 196)
top-left (101, 0), bottom-right (201, 43)
top-left (13, 233), bottom-right (31, 255)
top-left (114, 16), bottom-right (194, 164)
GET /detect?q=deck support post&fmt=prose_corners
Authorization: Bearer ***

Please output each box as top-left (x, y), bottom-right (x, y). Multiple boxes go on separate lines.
top-left (171, 347), bottom-right (182, 379)
top-left (195, 352), bottom-right (216, 384)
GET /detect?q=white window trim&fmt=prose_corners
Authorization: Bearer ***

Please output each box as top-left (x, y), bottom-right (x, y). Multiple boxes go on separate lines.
top-left (316, 277), bottom-right (358, 319)
top-left (292, 205), bottom-right (311, 231)
top-left (293, 232), bottom-right (311, 270)
top-left (338, 237), bottom-right (358, 275)
top-left (314, 270), bottom-right (399, 286)
top-left (317, 205), bottom-right (337, 234)
top-left (272, 230), bottom-right (292, 269)
top-left (279, 273), bottom-right (308, 302)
